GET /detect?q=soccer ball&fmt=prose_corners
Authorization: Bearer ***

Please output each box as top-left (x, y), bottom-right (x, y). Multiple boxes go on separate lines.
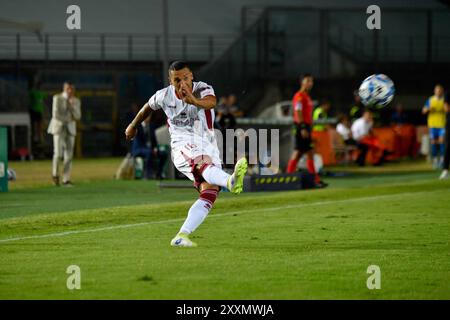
top-left (358, 74), bottom-right (395, 108)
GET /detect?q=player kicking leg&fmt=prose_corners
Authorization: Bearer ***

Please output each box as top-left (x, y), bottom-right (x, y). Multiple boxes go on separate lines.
top-left (170, 156), bottom-right (248, 247)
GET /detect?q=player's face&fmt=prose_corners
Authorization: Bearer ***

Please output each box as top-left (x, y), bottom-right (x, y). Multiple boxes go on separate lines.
top-left (434, 85), bottom-right (444, 97)
top-left (169, 68), bottom-right (193, 96)
top-left (301, 77), bottom-right (314, 91)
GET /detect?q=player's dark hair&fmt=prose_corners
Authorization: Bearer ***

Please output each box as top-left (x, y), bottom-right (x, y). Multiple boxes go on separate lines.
top-left (169, 60), bottom-right (190, 72)
top-left (63, 80), bottom-right (74, 86)
top-left (300, 73), bottom-right (313, 82)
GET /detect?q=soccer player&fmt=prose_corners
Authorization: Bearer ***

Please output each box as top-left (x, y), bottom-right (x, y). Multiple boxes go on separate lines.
top-left (423, 84), bottom-right (446, 169)
top-left (286, 74), bottom-right (327, 187)
top-left (125, 61), bottom-right (248, 247)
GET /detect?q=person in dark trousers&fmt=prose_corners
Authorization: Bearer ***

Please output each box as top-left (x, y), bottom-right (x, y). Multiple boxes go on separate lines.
top-left (131, 116), bottom-right (167, 179)
top-left (439, 95), bottom-right (449, 180)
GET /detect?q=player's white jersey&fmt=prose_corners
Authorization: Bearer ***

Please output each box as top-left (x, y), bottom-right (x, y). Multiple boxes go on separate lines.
top-left (148, 81), bottom-right (221, 181)
top-left (148, 81), bottom-right (216, 143)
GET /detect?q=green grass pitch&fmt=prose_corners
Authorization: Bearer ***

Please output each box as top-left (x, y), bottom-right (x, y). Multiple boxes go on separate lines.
top-left (0, 159), bottom-right (449, 299)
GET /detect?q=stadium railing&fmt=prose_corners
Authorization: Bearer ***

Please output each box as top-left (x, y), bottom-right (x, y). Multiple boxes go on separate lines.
top-left (0, 33), bottom-right (236, 62)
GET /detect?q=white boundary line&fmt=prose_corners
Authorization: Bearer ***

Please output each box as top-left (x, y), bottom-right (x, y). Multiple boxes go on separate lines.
top-left (0, 190), bottom-right (437, 243)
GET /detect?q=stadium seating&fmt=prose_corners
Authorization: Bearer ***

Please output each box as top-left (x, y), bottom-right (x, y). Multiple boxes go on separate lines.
top-left (312, 125), bottom-right (424, 166)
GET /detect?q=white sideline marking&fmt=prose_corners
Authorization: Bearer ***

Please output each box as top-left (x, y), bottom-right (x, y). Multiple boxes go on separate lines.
top-left (0, 190), bottom-right (434, 244)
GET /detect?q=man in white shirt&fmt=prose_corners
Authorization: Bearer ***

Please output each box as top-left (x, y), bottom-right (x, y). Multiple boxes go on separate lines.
top-left (351, 110), bottom-right (389, 166)
top-left (47, 81), bottom-right (81, 186)
top-left (125, 61), bottom-right (248, 247)
top-left (351, 111), bottom-right (373, 141)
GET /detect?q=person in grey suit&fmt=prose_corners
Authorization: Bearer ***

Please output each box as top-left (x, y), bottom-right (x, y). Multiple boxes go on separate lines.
top-left (47, 81), bottom-right (81, 186)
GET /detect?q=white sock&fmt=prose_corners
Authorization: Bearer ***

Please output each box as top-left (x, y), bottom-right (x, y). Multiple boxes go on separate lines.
top-left (202, 165), bottom-right (230, 188)
top-left (179, 199), bottom-right (212, 234)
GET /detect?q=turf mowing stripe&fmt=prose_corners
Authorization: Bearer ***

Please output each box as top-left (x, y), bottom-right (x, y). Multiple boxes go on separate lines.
top-left (0, 190), bottom-right (438, 244)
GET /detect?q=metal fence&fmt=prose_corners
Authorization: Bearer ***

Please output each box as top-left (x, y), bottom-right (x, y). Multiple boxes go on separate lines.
top-left (0, 33), bottom-right (235, 62)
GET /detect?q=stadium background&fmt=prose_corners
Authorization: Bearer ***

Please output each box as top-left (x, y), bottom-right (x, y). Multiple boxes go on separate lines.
top-left (1, 0), bottom-right (449, 165)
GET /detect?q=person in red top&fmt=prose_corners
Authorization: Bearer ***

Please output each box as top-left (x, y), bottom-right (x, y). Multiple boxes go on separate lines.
top-left (286, 74), bottom-right (327, 187)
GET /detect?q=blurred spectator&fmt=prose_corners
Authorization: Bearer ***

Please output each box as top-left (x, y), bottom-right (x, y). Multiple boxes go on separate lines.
top-left (149, 118), bottom-right (168, 179)
top-left (313, 99), bottom-right (331, 132)
top-left (217, 96), bottom-right (238, 169)
top-left (126, 103), bottom-right (140, 126)
top-left (131, 116), bottom-right (168, 179)
top-left (336, 114), bottom-right (356, 146)
top-left (47, 81), bottom-right (81, 186)
top-left (349, 90), bottom-right (364, 121)
top-left (351, 110), bottom-right (390, 166)
top-left (29, 79), bottom-right (47, 144)
top-left (391, 103), bottom-right (409, 125)
top-left (226, 94), bottom-right (244, 118)
top-left (215, 96), bottom-right (228, 116)
top-left (216, 94), bottom-right (243, 130)
top-left (218, 104), bottom-right (237, 132)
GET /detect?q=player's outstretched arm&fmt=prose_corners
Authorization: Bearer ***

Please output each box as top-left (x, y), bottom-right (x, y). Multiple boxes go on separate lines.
top-left (125, 103), bottom-right (152, 141)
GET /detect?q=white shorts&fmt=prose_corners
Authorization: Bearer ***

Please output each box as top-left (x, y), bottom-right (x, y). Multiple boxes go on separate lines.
top-left (171, 136), bottom-right (222, 183)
